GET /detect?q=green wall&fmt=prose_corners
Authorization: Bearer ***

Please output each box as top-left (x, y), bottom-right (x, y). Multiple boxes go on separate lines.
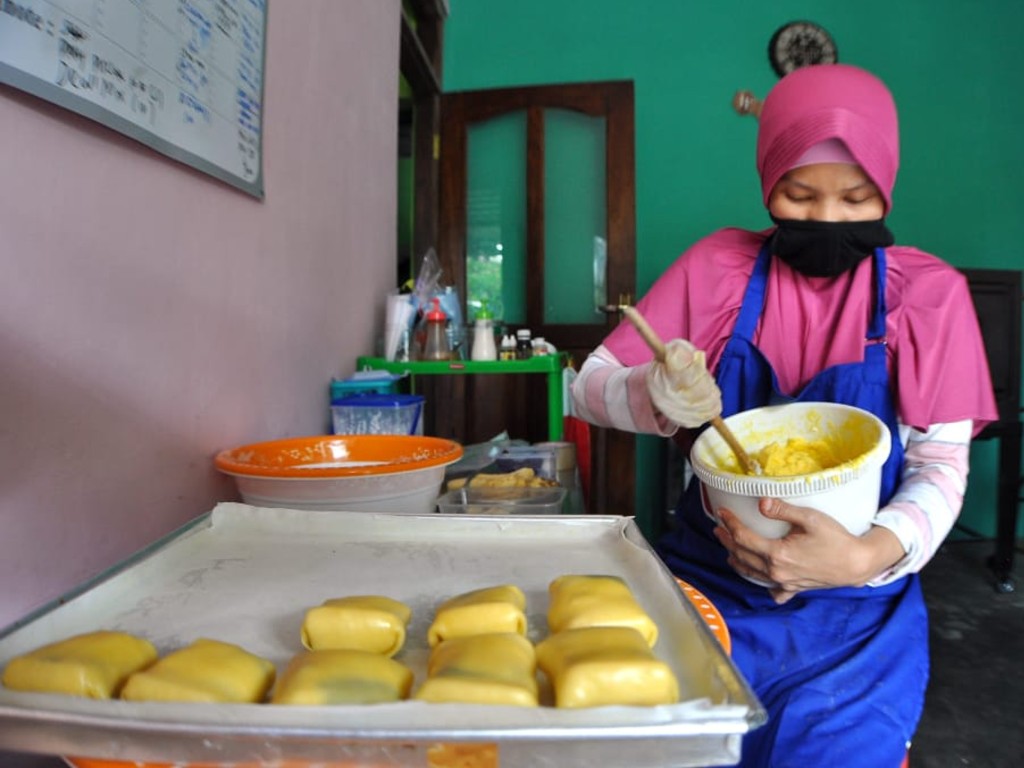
top-left (442, 0), bottom-right (1024, 537)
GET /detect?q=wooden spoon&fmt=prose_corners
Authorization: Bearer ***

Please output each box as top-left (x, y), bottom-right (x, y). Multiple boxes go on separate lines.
top-left (621, 306), bottom-right (761, 475)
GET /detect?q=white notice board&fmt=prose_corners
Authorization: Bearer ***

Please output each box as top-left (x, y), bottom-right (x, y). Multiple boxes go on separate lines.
top-left (0, 0), bottom-right (267, 198)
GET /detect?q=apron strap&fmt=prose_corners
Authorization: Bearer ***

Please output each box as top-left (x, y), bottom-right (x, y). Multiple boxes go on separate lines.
top-left (864, 247), bottom-right (889, 381)
top-left (867, 247), bottom-right (888, 341)
top-left (731, 243), bottom-right (773, 341)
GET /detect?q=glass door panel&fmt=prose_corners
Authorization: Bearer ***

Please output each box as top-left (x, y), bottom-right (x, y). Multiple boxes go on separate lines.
top-left (440, 81), bottom-right (636, 519)
top-left (543, 109), bottom-right (607, 325)
top-left (466, 112), bottom-right (527, 324)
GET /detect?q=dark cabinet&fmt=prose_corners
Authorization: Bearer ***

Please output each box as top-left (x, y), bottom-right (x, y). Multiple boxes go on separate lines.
top-left (961, 268), bottom-right (1022, 592)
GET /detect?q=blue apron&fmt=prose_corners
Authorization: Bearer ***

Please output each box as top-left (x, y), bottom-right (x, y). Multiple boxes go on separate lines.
top-left (657, 245), bottom-right (928, 768)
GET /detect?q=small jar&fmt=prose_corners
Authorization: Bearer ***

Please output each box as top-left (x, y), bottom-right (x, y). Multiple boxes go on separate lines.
top-left (532, 337), bottom-right (549, 356)
top-left (515, 329), bottom-right (533, 359)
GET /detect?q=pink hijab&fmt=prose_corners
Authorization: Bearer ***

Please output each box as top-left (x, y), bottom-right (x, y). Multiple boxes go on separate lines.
top-left (756, 64), bottom-right (899, 213)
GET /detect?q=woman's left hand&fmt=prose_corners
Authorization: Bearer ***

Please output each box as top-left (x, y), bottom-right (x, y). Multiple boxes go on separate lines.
top-left (713, 498), bottom-right (905, 604)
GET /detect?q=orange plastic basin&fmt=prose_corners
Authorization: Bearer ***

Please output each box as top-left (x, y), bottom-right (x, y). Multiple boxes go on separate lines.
top-left (215, 434), bottom-right (464, 479)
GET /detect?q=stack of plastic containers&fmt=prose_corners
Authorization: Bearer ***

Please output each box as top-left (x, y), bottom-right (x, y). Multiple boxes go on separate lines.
top-left (329, 374), bottom-right (424, 436)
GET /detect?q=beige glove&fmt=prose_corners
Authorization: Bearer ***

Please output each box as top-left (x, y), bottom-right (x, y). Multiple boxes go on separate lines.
top-left (645, 339), bottom-right (722, 428)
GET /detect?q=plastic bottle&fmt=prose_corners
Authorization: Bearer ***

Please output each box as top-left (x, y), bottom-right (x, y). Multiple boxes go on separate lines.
top-left (422, 297), bottom-right (451, 360)
top-left (470, 301), bottom-right (497, 361)
top-left (515, 329), bottom-right (533, 360)
top-left (499, 334), bottom-right (517, 361)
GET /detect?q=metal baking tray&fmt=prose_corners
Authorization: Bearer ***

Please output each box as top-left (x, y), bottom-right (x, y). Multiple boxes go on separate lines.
top-left (0, 503), bottom-right (765, 767)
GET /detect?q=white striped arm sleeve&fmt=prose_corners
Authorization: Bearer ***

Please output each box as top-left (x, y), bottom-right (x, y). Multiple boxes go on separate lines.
top-left (869, 419), bottom-right (973, 585)
top-left (571, 345), bottom-right (678, 437)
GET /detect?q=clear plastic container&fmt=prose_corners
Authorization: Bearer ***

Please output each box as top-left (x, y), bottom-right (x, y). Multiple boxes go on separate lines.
top-left (331, 394), bottom-right (424, 435)
top-left (492, 444), bottom-right (557, 480)
top-left (436, 486), bottom-right (568, 515)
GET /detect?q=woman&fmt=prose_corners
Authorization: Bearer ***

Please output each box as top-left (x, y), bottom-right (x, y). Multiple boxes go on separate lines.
top-left (571, 63), bottom-right (998, 767)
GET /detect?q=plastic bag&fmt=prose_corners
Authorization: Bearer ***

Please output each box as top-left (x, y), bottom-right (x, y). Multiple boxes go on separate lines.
top-left (412, 248), bottom-right (444, 316)
top-left (444, 433), bottom-right (528, 479)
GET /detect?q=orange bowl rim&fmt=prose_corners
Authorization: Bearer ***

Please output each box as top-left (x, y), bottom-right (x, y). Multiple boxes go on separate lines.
top-left (214, 434), bottom-right (463, 479)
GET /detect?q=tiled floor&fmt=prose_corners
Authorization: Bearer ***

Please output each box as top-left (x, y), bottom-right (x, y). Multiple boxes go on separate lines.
top-left (2, 539), bottom-right (1022, 768)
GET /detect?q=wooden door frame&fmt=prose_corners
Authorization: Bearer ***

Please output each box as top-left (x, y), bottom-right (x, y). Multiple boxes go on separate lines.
top-left (399, 1), bottom-right (446, 273)
top-left (438, 81), bottom-right (637, 516)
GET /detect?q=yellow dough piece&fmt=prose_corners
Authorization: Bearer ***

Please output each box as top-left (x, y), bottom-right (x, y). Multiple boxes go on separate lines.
top-left (536, 626), bottom-right (679, 708)
top-left (415, 632), bottom-right (538, 707)
top-left (447, 468), bottom-right (557, 490)
top-left (301, 595), bottom-right (412, 657)
top-left (547, 574), bottom-right (658, 647)
top-left (271, 649), bottom-right (413, 705)
top-left (120, 638), bottom-right (275, 703)
top-left (1, 630), bottom-right (157, 699)
top-left (427, 585), bottom-right (527, 647)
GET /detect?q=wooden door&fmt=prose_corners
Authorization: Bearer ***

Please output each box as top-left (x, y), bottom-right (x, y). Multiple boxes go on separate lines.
top-left (435, 81), bottom-right (637, 515)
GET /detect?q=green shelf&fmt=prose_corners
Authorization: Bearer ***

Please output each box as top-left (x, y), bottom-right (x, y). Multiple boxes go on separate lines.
top-left (356, 354), bottom-right (567, 441)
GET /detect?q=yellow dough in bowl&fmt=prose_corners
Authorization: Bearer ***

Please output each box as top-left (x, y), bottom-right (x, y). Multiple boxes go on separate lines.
top-left (536, 626), bottom-right (679, 708)
top-left (272, 649), bottom-right (413, 705)
top-left (301, 595), bottom-right (412, 656)
top-left (415, 632), bottom-right (538, 707)
top-left (120, 638), bottom-right (275, 703)
top-left (427, 585), bottom-right (527, 647)
top-left (2, 630), bottom-right (158, 699)
top-left (547, 575), bottom-right (658, 647)
top-left (756, 437), bottom-right (843, 477)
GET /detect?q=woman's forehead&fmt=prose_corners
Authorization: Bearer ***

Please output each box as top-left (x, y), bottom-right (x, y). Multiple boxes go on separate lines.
top-left (777, 163), bottom-right (876, 188)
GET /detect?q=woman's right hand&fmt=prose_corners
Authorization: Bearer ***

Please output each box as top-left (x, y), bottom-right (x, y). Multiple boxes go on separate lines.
top-left (645, 339), bottom-right (722, 428)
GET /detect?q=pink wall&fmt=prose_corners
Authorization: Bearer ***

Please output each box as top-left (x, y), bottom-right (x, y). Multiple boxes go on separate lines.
top-left (0, 1), bottom-right (401, 627)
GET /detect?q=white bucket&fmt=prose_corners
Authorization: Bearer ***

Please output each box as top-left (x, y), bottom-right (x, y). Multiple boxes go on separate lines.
top-left (690, 402), bottom-right (891, 539)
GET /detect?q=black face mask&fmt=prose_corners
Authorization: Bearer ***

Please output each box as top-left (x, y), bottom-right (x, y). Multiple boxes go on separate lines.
top-left (768, 216), bottom-right (895, 277)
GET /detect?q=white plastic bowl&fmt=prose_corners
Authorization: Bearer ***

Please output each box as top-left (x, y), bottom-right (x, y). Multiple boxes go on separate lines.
top-left (215, 435), bottom-right (463, 514)
top-left (690, 402), bottom-right (891, 539)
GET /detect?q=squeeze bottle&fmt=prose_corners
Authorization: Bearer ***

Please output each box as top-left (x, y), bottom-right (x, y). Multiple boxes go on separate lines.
top-left (470, 301), bottom-right (497, 361)
top-left (422, 297), bottom-right (451, 360)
